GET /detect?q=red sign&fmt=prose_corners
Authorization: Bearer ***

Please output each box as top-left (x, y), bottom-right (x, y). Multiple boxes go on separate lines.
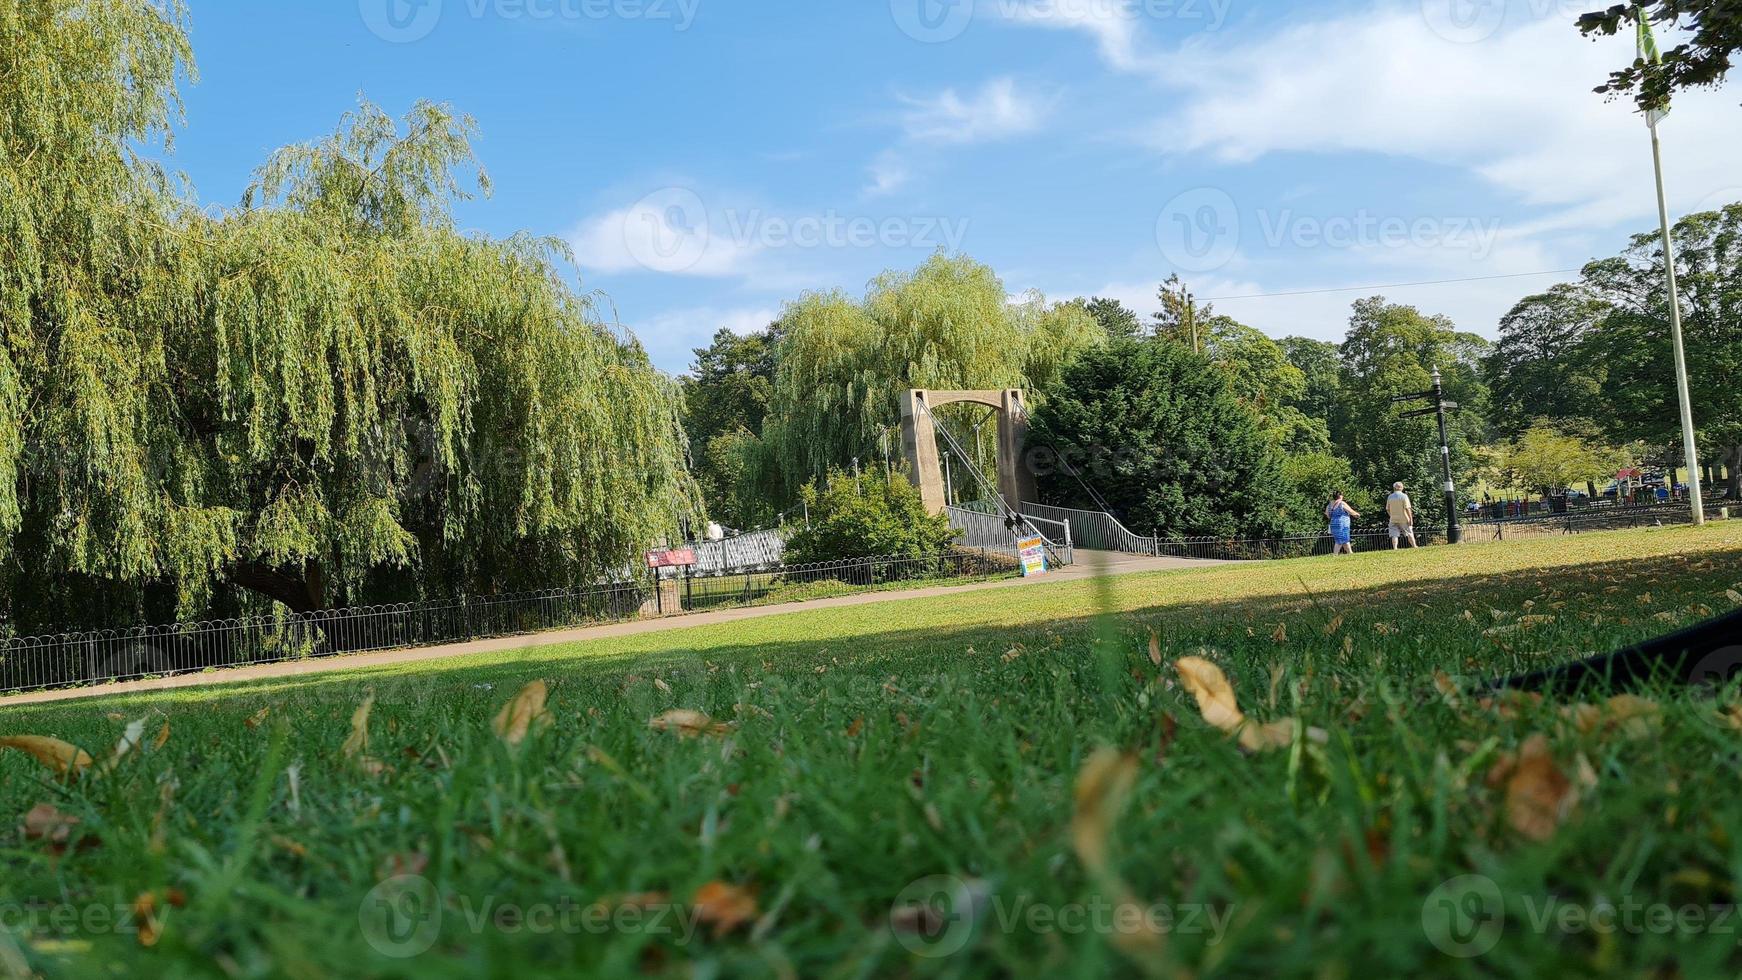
top-left (645, 549), bottom-right (698, 569)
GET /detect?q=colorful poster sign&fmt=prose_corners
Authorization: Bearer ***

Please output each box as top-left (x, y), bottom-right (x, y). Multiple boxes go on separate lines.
top-left (1017, 537), bottom-right (1048, 577)
top-left (645, 548), bottom-right (698, 569)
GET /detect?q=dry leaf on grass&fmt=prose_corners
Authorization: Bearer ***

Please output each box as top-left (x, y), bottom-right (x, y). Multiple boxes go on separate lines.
top-left (1433, 671), bottom-right (1463, 709)
top-left (342, 694), bottom-right (375, 759)
top-left (0, 736), bottom-right (93, 778)
top-left (1174, 657), bottom-right (1245, 734)
top-left (132, 893), bottom-right (161, 947)
top-left (1071, 749), bottom-right (1138, 875)
top-left (244, 707), bottom-right (271, 729)
top-left (1069, 750), bottom-right (1170, 962)
top-left (152, 721), bottom-right (170, 751)
top-left (103, 718), bottom-right (148, 772)
top-left (22, 803), bottom-right (81, 848)
top-left (692, 881), bottom-right (758, 937)
top-left (1563, 695), bottom-right (1661, 740)
top-left (1147, 631), bottom-right (1162, 668)
top-left (649, 710), bottom-right (735, 738)
top-left (493, 680), bottom-right (552, 747)
top-left (1491, 734), bottom-right (1583, 841)
top-left (1173, 657), bottom-right (1325, 753)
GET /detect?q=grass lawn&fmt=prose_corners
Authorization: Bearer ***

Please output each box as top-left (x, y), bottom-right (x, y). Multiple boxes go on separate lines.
top-left (5, 523), bottom-right (1742, 977)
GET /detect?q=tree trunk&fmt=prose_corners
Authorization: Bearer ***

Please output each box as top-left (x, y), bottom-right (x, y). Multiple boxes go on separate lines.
top-left (226, 558), bottom-right (326, 614)
top-left (1728, 445), bottom-right (1742, 501)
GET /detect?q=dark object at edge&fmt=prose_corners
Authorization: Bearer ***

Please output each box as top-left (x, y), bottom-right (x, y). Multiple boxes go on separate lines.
top-left (1493, 609), bottom-right (1742, 695)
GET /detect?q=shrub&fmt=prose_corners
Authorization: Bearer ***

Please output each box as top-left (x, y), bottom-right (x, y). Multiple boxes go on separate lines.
top-left (784, 470), bottom-right (960, 564)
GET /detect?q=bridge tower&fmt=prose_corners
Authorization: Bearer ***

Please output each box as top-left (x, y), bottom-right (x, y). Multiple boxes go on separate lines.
top-left (898, 389), bottom-right (1036, 515)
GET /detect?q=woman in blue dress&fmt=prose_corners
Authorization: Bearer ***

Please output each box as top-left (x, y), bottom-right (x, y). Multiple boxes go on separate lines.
top-left (1326, 492), bottom-right (1360, 555)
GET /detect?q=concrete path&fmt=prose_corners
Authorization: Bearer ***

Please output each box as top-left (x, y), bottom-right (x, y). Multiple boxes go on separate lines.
top-left (2, 551), bottom-right (1216, 707)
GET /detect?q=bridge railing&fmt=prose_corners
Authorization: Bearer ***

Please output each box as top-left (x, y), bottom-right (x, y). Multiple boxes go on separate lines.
top-left (947, 505), bottom-right (1074, 567)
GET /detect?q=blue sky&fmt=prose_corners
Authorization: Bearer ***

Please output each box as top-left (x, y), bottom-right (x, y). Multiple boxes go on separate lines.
top-left (166, 0), bottom-right (1742, 373)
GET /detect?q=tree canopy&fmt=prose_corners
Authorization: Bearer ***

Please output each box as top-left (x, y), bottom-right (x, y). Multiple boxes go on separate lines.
top-left (1579, 1), bottom-right (1742, 111)
top-left (2, 0), bottom-right (695, 632)
top-left (1029, 338), bottom-right (1290, 539)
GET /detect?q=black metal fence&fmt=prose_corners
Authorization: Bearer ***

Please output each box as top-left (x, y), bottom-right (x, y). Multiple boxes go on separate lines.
top-left (1039, 499), bottom-right (1735, 563)
top-left (0, 549), bottom-right (1019, 695)
top-left (670, 550), bottom-right (1018, 613)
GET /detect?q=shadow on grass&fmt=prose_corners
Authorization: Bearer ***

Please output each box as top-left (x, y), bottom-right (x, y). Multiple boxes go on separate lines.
top-left (13, 540), bottom-right (1740, 721)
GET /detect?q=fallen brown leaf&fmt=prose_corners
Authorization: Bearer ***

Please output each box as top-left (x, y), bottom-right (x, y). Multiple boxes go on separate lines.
top-left (132, 892), bottom-right (161, 947)
top-left (1071, 749), bottom-right (1138, 874)
top-left (649, 710), bottom-right (736, 738)
top-left (245, 707), bottom-right (271, 729)
top-left (0, 736), bottom-right (93, 778)
top-left (22, 803), bottom-right (80, 845)
top-left (693, 881), bottom-right (758, 937)
top-left (493, 680), bottom-right (552, 747)
top-left (1147, 631), bottom-right (1163, 668)
top-left (1500, 734), bottom-right (1580, 841)
top-left (1174, 657), bottom-right (1246, 735)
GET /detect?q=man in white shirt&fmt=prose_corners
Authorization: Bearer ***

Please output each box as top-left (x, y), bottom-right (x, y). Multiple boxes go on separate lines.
top-left (1386, 482), bottom-right (1417, 549)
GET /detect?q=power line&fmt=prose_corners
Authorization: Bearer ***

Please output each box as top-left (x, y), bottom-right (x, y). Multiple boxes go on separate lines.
top-left (1199, 269), bottom-right (1584, 302)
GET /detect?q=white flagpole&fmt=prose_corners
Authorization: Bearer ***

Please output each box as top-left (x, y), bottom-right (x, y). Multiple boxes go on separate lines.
top-left (1647, 117), bottom-right (1705, 525)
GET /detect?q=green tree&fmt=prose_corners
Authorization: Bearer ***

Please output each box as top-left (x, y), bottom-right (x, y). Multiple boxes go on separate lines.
top-left (1333, 298), bottom-right (1490, 525)
top-left (1153, 274), bottom-right (1207, 351)
top-left (1280, 336), bottom-right (1346, 444)
top-left (681, 325), bottom-right (780, 526)
top-left (1, 3), bottom-right (696, 630)
top-left (760, 254), bottom-right (1105, 506)
top-left (1578, 1), bottom-right (1741, 112)
top-left (1483, 284), bottom-right (1611, 436)
top-left (1578, 204), bottom-right (1742, 498)
top-left (1071, 297), bottom-right (1143, 340)
top-left (1029, 339), bottom-right (1290, 539)
top-left (1499, 421), bottom-right (1634, 496)
top-left (1198, 318), bottom-right (1331, 454)
top-left (784, 469), bottom-right (959, 564)
top-left (1279, 452), bottom-right (1376, 532)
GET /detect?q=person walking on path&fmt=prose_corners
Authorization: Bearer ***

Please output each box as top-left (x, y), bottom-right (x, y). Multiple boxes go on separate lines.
top-left (1326, 492), bottom-right (1360, 555)
top-left (1386, 482), bottom-right (1418, 549)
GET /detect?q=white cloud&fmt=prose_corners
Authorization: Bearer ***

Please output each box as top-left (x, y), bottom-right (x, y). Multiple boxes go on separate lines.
top-left (866, 149), bottom-right (913, 197)
top-left (569, 188), bottom-right (761, 279)
top-left (999, 0), bottom-right (1157, 72)
top-left (627, 305), bottom-right (782, 375)
top-left (899, 76), bottom-right (1050, 145)
top-left (1104, 7), bottom-right (1742, 229)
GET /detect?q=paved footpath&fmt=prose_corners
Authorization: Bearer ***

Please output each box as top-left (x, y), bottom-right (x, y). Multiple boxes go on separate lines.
top-left (2, 551), bottom-right (1216, 707)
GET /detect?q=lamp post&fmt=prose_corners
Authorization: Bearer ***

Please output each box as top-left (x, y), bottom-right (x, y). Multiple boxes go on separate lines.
top-left (1393, 369), bottom-right (1463, 545)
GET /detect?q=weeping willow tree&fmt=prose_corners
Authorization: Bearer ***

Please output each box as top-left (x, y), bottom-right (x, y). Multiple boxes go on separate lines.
top-left (1, 0), bottom-right (695, 632)
top-left (753, 254), bottom-right (1104, 506)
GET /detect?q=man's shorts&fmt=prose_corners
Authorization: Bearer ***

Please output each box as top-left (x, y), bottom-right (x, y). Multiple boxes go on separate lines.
top-left (1389, 523), bottom-right (1415, 540)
